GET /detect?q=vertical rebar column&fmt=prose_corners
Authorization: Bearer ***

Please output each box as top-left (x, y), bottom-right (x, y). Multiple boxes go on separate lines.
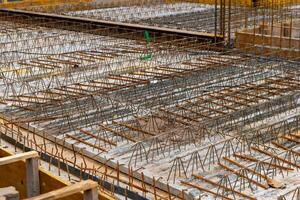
top-left (215, 0), bottom-right (218, 43)
top-left (227, 0), bottom-right (231, 46)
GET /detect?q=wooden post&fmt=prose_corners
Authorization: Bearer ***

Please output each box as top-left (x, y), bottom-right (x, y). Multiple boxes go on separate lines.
top-left (26, 157), bottom-right (40, 198)
top-left (84, 188), bottom-right (98, 200)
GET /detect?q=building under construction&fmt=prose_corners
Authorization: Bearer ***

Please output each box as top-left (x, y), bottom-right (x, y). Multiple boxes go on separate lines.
top-left (0, 0), bottom-right (299, 200)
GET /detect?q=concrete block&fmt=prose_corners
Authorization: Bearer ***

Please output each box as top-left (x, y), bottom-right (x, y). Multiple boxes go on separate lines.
top-left (0, 187), bottom-right (19, 200)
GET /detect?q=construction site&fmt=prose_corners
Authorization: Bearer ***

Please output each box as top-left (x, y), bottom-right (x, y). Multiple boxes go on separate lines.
top-left (0, 0), bottom-right (299, 200)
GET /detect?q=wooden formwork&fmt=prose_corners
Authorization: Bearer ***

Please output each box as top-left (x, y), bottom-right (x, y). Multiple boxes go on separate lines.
top-left (0, 0), bottom-right (92, 9)
top-left (235, 21), bottom-right (300, 59)
top-left (0, 148), bottom-right (115, 200)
